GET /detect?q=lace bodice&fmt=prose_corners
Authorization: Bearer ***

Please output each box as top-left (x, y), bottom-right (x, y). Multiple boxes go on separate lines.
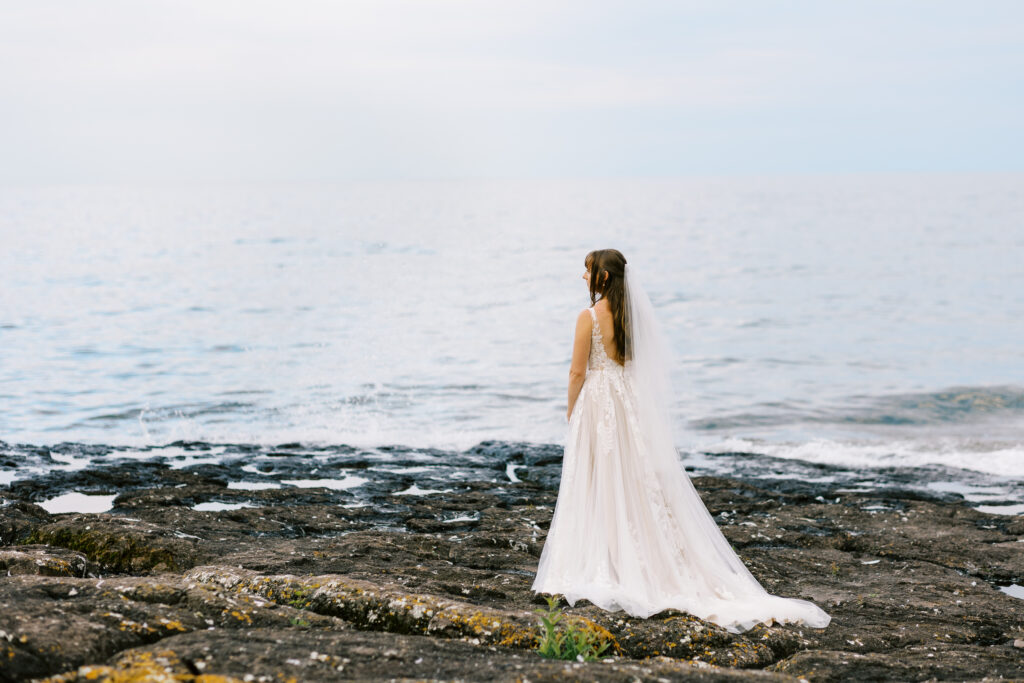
top-left (588, 307), bottom-right (625, 373)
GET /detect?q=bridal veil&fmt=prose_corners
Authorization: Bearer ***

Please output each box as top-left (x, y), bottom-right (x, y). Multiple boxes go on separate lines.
top-left (615, 262), bottom-right (832, 631)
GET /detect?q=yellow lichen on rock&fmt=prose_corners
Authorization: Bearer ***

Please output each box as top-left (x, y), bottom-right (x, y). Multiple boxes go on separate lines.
top-left (157, 618), bottom-right (188, 632)
top-left (36, 648), bottom-right (248, 682)
top-left (185, 565), bottom-right (544, 652)
top-left (224, 609), bottom-right (252, 625)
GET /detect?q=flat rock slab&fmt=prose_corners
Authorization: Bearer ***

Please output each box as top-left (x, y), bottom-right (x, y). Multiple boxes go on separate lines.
top-left (36, 627), bottom-right (801, 683)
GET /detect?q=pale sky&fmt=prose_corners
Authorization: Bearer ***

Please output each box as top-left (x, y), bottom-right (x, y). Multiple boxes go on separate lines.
top-left (1, 1), bottom-right (1022, 183)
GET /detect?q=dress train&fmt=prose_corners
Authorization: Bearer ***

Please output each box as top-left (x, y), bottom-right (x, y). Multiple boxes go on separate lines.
top-left (531, 306), bottom-right (831, 633)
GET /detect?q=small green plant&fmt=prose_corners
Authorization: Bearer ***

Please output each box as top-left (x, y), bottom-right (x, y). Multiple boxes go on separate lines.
top-left (289, 617), bottom-right (311, 628)
top-left (533, 595), bottom-right (612, 662)
top-left (829, 561), bottom-right (840, 577)
top-left (286, 587), bottom-right (311, 608)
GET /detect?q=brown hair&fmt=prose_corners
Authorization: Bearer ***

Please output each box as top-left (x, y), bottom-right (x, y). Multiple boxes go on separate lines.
top-left (585, 249), bottom-right (630, 363)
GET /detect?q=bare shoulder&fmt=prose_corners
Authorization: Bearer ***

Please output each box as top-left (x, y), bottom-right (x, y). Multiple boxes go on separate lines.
top-left (576, 308), bottom-right (592, 325)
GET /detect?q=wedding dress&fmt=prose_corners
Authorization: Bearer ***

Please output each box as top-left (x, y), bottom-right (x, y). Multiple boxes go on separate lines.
top-left (531, 265), bottom-right (830, 634)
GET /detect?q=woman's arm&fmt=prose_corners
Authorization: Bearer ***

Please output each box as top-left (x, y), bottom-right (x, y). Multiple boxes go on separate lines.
top-left (567, 309), bottom-right (591, 420)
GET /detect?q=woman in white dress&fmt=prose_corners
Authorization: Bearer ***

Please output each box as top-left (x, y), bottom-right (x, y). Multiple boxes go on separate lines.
top-left (531, 249), bottom-right (831, 634)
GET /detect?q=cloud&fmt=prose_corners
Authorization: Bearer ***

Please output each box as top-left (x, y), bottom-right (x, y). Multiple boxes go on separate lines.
top-left (0, 1), bottom-right (1021, 182)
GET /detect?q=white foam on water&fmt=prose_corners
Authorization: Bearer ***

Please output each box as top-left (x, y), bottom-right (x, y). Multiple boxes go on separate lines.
top-left (367, 465), bottom-right (437, 475)
top-left (974, 503), bottom-right (1024, 516)
top-left (0, 470), bottom-right (18, 486)
top-left (38, 492), bottom-right (117, 514)
top-left (926, 481), bottom-right (1012, 502)
top-left (698, 436), bottom-right (1024, 478)
top-left (111, 445), bottom-right (229, 460)
top-left (756, 472), bottom-right (837, 483)
top-left (393, 484), bottom-right (453, 496)
top-left (280, 476), bottom-right (369, 491)
top-left (442, 513), bottom-right (480, 524)
top-left (226, 481), bottom-right (282, 491)
top-left (48, 451), bottom-right (94, 472)
top-left (131, 421), bottom-right (493, 455)
top-left (192, 501), bottom-right (256, 511)
top-left (167, 455), bottom-right (229, 470)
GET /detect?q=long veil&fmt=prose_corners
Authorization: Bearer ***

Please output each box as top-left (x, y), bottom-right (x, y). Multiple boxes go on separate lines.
top-left (622, 263), bottom-right (831, 631)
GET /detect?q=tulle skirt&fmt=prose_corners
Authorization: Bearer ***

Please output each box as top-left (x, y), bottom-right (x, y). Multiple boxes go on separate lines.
top-left (531, 368), bottom-right (831, 633)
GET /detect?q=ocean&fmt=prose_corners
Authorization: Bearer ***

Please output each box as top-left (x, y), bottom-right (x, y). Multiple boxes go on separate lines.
top-left (2, 174), bottom-right (1022, 509)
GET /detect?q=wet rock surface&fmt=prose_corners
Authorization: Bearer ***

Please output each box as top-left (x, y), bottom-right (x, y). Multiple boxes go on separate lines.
top-left (0, 439), bottom-right (1022, 681)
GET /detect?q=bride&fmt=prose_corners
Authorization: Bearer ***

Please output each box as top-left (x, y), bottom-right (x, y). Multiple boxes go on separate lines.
top-left (531, 248), bottom-right (831, 634)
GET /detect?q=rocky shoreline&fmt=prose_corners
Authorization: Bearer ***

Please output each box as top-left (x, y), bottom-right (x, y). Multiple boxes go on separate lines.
top-left (1, 440), bottom-right (1023, 682)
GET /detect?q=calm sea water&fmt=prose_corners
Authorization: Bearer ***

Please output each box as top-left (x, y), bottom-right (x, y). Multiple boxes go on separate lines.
top-left (2, 174), bottom-right (1023, 479)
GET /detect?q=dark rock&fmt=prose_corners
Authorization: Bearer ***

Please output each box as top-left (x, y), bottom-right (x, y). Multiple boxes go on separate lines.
top-left (37, 627), bottom-right (799, 682)
top-left (0, 441), bottom-right (1022, 681)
